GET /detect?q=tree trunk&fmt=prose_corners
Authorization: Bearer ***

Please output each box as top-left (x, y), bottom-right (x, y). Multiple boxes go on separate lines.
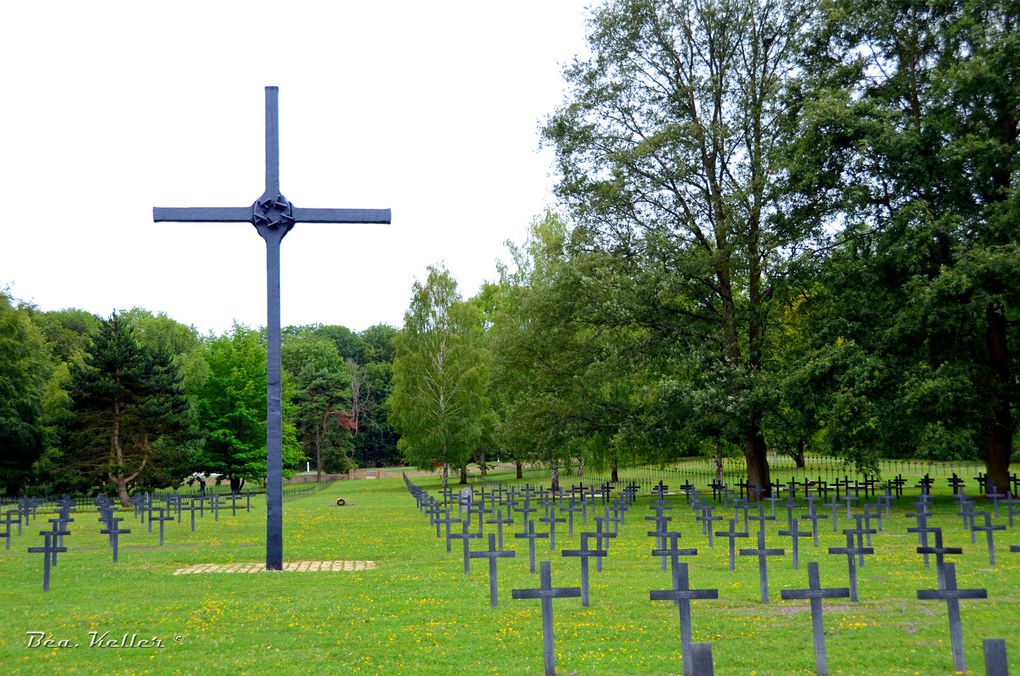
top-left (478, 452), bottom-right (487, 478)
top-left (577, 456), bottom-right (585, 479)
top-left (745, 423), bottom-right (772, 499)
top-left (458, 465), bottom-right (468, 485)
top-left (230, 475), bottom-right (243, 494)
top-left (714, 440), bottom-right (724, 484)
top-left (515, 460), bottom-right (523, 480)
top-left (442, 463), bottom-right (449, 490)
top-left (793, 440), bottom-right (806, 470)
top-left (550, 460), bottom-right (560, 493)
top-left (985, 304), bottom-right (1013, 495)
top-left (611, 459), bottom-right (619, 483)
top-left (114, 475), bottom-right (131, 508)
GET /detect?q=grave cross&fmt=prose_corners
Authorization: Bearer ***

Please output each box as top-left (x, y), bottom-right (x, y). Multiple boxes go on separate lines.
top-left (469, 534), bottom-right (516, 607)
top-left (984, 639), bottom-right (1009, 676)
top-left (538, 512), bottom-right (566, 550)
top-left (843, 521), bottom-right (877, 567)
top-left (439, 511), bottom-right (461, 553)
top-left (154, 86), bottom-right (390, 570)
top-left (779, 519), bottom-right (814, 569)
top-left (801, 503), bottom-right (828, 546)
top-left (0, 511), bottom-right (19, 549)
top-left (828, 530), bottom-right (873, 602)
top-left (485, 507), bottom-right (514, 551)
top-left (917, 563), bottom-right (987, 674)
top-left (905, 504), bottom-right (933, 566)
top-left (511, 561), bottom-right (581, 676)
top-left (917, 528), bottom-right (963, 591)
top-left (562, 533), bottom-right (607, 607)
top-left (100, 517), bottom-right (131, 563)
top-left (739, 529), bottom-right (785, 604)
top-left (28, 531), bottom-right (68, 592)
top-left (5, 509), bottom-right (23, 538)
top-left (449, 520), bottom-right (482, 575)
top-left (515, 521), bottom-right (549, 574)
top-left (150, 507), bottom-right (174, 547)
top-left (970, 511), bottom-right (1005, 566)
top-left (649, 562), bottom-right (719, 676)
top-left (715, 519), bottom-right (749, 571)
top-left (780, 562), bottom-right (850, 676)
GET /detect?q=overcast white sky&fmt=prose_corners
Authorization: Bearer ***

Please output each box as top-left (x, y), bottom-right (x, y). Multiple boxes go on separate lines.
top-left (0, 1), bottom-right (593, 334)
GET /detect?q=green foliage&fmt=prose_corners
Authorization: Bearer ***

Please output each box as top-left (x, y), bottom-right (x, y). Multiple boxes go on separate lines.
top-left (0, 293), bottom-right (51, 494)
top-left (62, 313), bottom-right (195, 499)
top-left (282, 331), bottom-right (355, 474)
top-left (389, 266), bottom-right (490, 481)
top-left (784, 0), bottom-right (1020, 484)
top-left (195, 325), bottom-right (301, 489)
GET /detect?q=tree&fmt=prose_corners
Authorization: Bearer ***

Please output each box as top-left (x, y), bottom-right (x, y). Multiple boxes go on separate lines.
top-left (389, 266), bottom-right (489, 488)
top-left (0, 293), bottom-right (51, 494)
top-left (64, 313), bottom-right (193, 505)
top-left (543, 0), bottom-right (811, 492)
top-left (788, 0), bottom-right (1020, 491)
top-left (196, 324), bottom-right (301, 493)
top-left (282, 331), bottom-right (354, 479)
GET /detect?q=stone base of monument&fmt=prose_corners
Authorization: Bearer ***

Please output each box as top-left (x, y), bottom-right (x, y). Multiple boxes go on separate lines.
top-left (173, 560), bottom-right (376, 574)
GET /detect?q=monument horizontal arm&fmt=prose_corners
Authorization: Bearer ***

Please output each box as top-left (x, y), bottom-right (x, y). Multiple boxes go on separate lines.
top-left (153, 207), bottom-right (254, 223)
top-left (292, 207), bottom-right (391, 224)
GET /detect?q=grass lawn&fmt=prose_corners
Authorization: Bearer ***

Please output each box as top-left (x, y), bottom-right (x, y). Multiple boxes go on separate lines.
top-left (1, 466), bottom-right (1018, 674)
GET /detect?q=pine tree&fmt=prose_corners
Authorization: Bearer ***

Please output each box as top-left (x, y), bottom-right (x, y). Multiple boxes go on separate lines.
top-left (65, 313), bottom-right (192, 505)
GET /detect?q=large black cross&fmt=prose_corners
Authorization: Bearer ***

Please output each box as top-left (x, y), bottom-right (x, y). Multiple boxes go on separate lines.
top-left (154, 87), bottom-right (390, 570)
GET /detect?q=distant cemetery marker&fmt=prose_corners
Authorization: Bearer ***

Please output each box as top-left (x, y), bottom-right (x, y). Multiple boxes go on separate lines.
top-left (153, 87), bottom-right (391, 569)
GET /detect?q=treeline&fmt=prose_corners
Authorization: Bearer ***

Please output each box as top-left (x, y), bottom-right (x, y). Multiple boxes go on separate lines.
top-left (0, 295), bottom-right (399, 498)
top-left (387, 0), bottom-right (1020, 494)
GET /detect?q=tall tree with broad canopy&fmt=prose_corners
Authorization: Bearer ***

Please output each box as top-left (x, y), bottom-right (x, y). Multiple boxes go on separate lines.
top-left (543, 0), bottom-right (812, 493)
top-left (64, 313), bottom-right (193, 506)
top-left (389, 266), bottom-right (489, 488)
top-left (196, 324), bottom-right (301, 493)
top-left (0, 293), bottom-right (51, 494)
top-left (282, 331), bottom-right (355, 479)
top-left (788, 0), bottom-right (1020, 492)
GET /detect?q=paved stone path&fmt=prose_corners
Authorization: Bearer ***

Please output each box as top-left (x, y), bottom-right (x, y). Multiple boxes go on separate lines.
top-left (173, 560), bottom-right (377, 575)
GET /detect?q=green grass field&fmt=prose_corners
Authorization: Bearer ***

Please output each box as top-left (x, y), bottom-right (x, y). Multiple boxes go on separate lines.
top-left (1, 466), bottom-right (1018, 674)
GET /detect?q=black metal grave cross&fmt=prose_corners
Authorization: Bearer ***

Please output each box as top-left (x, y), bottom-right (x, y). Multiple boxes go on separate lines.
top-left (562, 533), bottom-right (607, 607)
top-left (515, 521), bottom-right (549, 573)
top-left (971, 511), bottom-right (1005, 566)
top-left (511, 560), bottom-right (581, 676)
top-left (28, 530), bottom-right (68, 592)
top-left (469, 533), bottom-right (516, 607)
top-left (780, 561), bottom-right (850, 675)
top-left (917, 562), bottom-right (987, 673)
top-left (150, 507), bottom-right (174, 547)
top-left (917, 528), bottom-right (963, 590)
top-left (450, 519), bottom-right (482, 575)
top-left (649, 562), bottom-right (719, 676)
top-left (485, 507), bottom-right (514, 551)
top-left (739, 528), bottom-right (784, 603)
top-left (828, 530), bottom-right (873, 602)
top-left (100, 517), bottom-right (131, 563)
top-left (154, 86), bottom-right (389, 571)
top-left (779, 519), bottom-right (814, 569)
top-left (715, 519), bottom-right (749, 571)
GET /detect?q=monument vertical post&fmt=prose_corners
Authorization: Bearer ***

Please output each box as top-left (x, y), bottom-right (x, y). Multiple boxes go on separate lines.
top-left (153, 86), bottom-right (390, 570)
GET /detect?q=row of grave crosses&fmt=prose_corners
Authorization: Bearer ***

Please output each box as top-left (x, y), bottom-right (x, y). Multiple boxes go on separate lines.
top-left (403, 472), bottom-right (1018, 675)
top-left (0, 490), bottom-right (256, 592)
